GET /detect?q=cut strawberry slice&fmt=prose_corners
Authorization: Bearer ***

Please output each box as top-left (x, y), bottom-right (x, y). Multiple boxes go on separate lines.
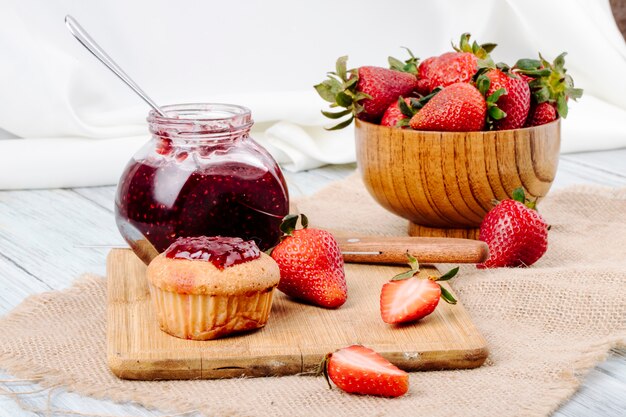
top-left (380, 254), bottom-right (458, 324)
top-left (320, 345), bottom-right (409, 397)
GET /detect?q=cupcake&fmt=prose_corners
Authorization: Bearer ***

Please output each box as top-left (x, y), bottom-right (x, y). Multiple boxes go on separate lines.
top-left (146, 236), bottom-right (280, 340)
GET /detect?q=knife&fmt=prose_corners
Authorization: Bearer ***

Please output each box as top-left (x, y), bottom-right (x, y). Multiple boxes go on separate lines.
top-left (78, 236), bottom-right (488, 265)
top-left (335, 236), bottom-right (488, 265)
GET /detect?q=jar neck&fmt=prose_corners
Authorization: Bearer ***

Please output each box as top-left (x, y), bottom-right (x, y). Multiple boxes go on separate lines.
top-left (147, 103), bottom-right (254, 145)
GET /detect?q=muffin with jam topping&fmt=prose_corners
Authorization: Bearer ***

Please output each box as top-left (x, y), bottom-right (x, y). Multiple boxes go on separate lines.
top-left (146, 236), bottom-right (280, 340)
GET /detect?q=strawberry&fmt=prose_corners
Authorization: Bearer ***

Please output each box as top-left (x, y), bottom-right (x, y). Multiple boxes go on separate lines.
top-left (380, 90), bottom-right (441, 128)
top-left (415, 33), bottom-right (496, 94)
top-left (270, 214), bottom-right (347, 308)
top-left (426, 51), bottom-right (478, 91)
top-left (315, 56), bottom-right (417, 129)
top-left (380, 98), bottom-right (411, 128)
top-left (415, 56), bottom-right (437, 95)
top-left (320, 345), bottom-right (409, 397)
top-left (409, 82), bottom-right (486, 131)
top-left (514, 53), bottom-right (583, 121)
top-left (526, 101), bottom-right (558, 127)
top-left (380, 254), bottom-right (459, 324)
top-left (480, 68), bottom-right (531, 130)
top-left (477, 188), bottom-right (549, 268)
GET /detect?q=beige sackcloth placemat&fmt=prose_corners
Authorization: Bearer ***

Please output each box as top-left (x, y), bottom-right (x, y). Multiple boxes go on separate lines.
top-left (1, 173), bottom-right (625, 417)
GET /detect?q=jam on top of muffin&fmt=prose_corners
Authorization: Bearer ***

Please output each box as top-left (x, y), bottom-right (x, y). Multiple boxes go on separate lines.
top-left (165, 236), bottom-right (261, 269)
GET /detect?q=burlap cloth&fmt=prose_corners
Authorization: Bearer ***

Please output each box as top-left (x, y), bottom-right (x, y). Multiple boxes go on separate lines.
top-left (1, 174), bottom-right (625, 417)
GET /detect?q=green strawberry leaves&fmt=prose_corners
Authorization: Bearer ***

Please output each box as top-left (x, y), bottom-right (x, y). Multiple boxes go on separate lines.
top-left (314, 56), bottom-right (372, 130)
top-left (439, 285), bottom-right (457, 305)
top-left (434, 267), bottom-right (459, 304)
top-left (388, 47), bottom-right (420, 75)
top-left (476, 73), bottom-right (508, 128)
top-left (279, 213), bottom-right (309, 236)
top-left (453, 32), bottom-right (497, 69)
top-left (512, 187), bottom-right (538, 210)
top-left (514, 52), bottom-right (583, 119)
top-left (394, 88), bottom-right (443, 127)
top-left (436, 266), bottom-right (459, 281)
top-left (391, 253), bottom-right (420, 281)
top-left (321, 109), bottom-right (352, 119)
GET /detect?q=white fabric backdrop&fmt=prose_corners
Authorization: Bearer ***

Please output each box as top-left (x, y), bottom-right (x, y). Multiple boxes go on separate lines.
top-left (0, 0), bottom-right (625, 189)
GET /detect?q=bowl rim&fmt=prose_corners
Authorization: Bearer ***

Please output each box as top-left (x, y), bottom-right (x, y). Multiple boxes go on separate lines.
top-left (354, 117), bottom-right (560, 136)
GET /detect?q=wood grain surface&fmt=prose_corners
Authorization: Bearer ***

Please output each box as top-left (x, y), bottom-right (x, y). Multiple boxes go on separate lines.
top-left (107, 249), bottom-right (488, 380)
top-left (355, 119), bottom-right (561, 233)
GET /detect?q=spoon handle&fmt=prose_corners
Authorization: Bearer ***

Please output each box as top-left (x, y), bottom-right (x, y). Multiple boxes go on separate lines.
top-left (65, 15), bottom-right (166, 117)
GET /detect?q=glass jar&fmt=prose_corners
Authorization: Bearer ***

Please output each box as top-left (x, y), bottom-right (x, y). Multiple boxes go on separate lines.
top-left (115, 103), bottom-right (289, 264)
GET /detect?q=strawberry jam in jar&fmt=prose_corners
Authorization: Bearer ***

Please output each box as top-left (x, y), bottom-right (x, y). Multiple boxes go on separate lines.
top-left (115, 104), bottom-right (289, 264)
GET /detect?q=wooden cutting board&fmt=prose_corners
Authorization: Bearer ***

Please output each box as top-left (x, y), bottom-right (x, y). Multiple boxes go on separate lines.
top-left (107, 249), bottom-right (487, 380)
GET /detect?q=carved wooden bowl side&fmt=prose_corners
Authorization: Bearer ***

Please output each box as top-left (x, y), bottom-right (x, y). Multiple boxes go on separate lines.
top-left (355, 119), bottom-right (561, 238)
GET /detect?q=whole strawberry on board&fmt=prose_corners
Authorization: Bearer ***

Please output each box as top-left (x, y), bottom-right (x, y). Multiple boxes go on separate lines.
top-left (380, 254), bottom-right (459, 324)
top-left (314, 56), bottom-right (417, 129)
top-left (319, 344), bottom-right (409, 397)
top-left (478, 188), bottom-right (549, 269)
top-left (514, 52), bottom-right (583, 127)
top-left (409, 82), bottom-right (504, 132)
top-left (270, 214), bottom-right (347, 308)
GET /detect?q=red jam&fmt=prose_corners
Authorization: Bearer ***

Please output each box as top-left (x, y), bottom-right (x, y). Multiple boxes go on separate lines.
top-left (114, 104), bottom-right (289, 264)
top-left (165, 236), bottom-right (260, 269)
top-left (115, 159), bottom-right (287, 253)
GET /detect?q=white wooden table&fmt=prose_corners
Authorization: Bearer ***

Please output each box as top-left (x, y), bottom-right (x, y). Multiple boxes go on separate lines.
top-left (1, 150), bottom-right (625, 416)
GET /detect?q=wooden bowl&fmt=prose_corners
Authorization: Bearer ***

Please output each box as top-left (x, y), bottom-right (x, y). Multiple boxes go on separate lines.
top-left (355, 119), bottom-right (561, 239)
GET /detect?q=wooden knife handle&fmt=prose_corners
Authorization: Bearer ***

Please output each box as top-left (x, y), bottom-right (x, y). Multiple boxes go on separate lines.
top-left (336, 236), bottom-right (489, 265)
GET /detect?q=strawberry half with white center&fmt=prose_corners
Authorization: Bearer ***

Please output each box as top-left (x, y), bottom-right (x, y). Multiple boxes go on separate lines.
top-left (477, 187), bottom-right (549, 268)
top-left (270, 214), bottom-right (347, 308)
top-left (320, 345), bottom-right (409, 397)
top-left (314, 56), bottom-right (417, 129)
top-left (380, 254), bottom-right (459, 324)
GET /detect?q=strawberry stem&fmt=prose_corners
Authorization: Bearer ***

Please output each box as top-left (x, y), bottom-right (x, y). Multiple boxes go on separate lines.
top-left (439, 285), bottom-right (457, 304)
top-left (388, 47), bottom-right (420, 75)
top-left (435, 266), bottom-right (459, 281)
top-left (317, 353), bottom-right (333, 390)
top-left (391, 253), bottom-right (421, 281)
top-left (512, 187), bottom-right (538, 210)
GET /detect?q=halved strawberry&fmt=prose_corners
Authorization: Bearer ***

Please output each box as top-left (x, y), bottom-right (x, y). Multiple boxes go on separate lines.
top-left (380, 255), bottom-right (458, 324)
top-left (320, 345), bottom-right (409, 397)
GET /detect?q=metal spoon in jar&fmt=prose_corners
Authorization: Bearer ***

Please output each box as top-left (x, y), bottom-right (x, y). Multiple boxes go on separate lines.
top-left (64, 15), bottom-right (167, 117)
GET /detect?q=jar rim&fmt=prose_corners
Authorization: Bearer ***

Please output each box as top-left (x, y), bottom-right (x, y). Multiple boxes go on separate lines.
top-left (147, 103), bottom-right (253, 138)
